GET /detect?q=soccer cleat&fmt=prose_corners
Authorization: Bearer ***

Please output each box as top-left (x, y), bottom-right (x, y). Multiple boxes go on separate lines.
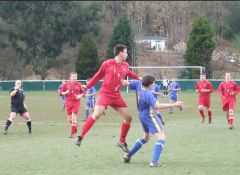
top-left (150, 162), bottom-right (164, 168)
top-left (229, 125), bottom-right (234, 129)
top-left (29, 130), bottom-right (32, 134)
top-left (68, 135), bottom-right (74, 138)
top-left (201, 117), bottom-right (205, 123)
top-left (75, 136), bottom-right (82, 146)
top-left (117, 141), bottom-right (129, 153)
top-left (123, 154), bottom-right (131, 163)
top-left (3, 129), bottom-right (8, 135)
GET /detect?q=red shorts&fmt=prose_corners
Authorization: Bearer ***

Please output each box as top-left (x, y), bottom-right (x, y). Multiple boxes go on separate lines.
top-left (198, 98), bottom-right (210, 108)
top-left (222, 101), bottom-right (235, 111)
top-left (65, 101), bottom-right (80, 115)
top-left (96, 92), bottom-right (127, 109)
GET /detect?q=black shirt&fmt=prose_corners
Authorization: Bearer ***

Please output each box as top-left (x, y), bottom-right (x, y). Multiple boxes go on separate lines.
top-left (10, 88), bottom-right (25, 108)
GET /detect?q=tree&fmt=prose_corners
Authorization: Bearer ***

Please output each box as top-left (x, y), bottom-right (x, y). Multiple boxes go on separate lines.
top-left (233, 34), bottom-right (240, 64)
top-left (106, 14), bottom-right (137, 66)
top-left (0, 1), bottom-right (102, 79)
top-left (184, 15), bottom-right (216, 78)
top-left (222, 1), bottom-right (240, 39)
top-left (75, 34), bottom-right (99, 79)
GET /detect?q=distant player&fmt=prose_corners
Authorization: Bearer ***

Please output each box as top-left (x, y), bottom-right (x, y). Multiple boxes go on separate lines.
top-left (151, 81), bottom-right (161, 100)
top-left (122, 75), bottom-right (183, 167)
top-left (168, 78), bottom-right (181, 114)
top-left (217, 73), bottom-right (239, 129)
top-left (3, 80), bottom-right (32, 135)
top-left (84, 78), bottom-right (96, 121)
top-left (161, 76), bottom-right (169, 97)
top-left (195, 74), bottom-right (214, 123)
top-left (59, 72), bottom-right (85, 138)
top-left (57, 80), bottom-right (66, 111)
top-left (75, 44), bottom-right (141, 153)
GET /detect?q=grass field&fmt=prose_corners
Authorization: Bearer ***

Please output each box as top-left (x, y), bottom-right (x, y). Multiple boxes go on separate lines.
top-left (1, 90), bottom-right (240, 175)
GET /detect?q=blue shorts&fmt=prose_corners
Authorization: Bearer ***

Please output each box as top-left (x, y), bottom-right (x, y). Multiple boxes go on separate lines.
top-left (139, 112), bottom-right (164, 134)
top-left (86, 99), bottom-right (94, 108)
top-left (169, 93), bottom-right (177, 101)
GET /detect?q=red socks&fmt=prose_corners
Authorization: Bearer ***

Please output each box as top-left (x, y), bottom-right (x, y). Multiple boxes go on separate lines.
top-left (119, 121), bottom-right (130, 144)
top-left (208, 110), bottom-right (212, 123)
top-left (228, 114), bottom-right (234, 126)
top-left (71, 123), bottom-right (77, 136)
top-left (79, 116), bottom-right (95, 138)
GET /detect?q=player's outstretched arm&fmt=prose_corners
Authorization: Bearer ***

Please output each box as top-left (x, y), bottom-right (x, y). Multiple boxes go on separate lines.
top-left (155, 101), bottom-right (183, 110)
top-left (87, 62), bottom-right (106, 89)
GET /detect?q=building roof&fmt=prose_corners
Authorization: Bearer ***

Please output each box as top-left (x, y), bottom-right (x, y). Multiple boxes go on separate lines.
top-left (137, 35), bottom-right (166, 41)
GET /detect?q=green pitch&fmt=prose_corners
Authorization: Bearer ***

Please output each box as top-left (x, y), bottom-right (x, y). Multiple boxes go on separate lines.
top-left (1, 91), bottom-right (240, 175)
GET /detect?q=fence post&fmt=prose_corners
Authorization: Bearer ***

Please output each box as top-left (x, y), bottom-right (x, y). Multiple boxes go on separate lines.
top-left (43, 80), bottom-right (45, 91)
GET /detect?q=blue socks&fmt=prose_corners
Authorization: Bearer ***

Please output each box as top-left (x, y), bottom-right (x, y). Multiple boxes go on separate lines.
top-left (85, 109), bottom-right (89, 119)
top-left (169, 107), bottom-right (173, 113)
top-left (151, 139), bottom-right (165, 164)
top-left (128, 138), bottom-right (147, 157)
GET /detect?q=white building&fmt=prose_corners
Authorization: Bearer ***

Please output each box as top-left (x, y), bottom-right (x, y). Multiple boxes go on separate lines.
top-left (136, 35), bottom-right (166, 51)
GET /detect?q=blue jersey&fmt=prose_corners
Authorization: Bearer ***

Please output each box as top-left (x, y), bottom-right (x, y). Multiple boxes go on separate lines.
top-left (151, 84), bottom-right (161, 99)
top-left (138, 90), bottom-right (158, 114)
top-left (129, 80), bottom-right (142, 110)
top-left (129, 82), bottom-right (164, 133)
top-left (86, 87), bottom-right (96, 99)
top-left (129, 80), bottom-right (161, 108)
top-left (169, 82), bottom-right (180, 95)
top-left (58, 84), bottom-right (66, 100)
top-left (129, 80), bottom-right (158, 116)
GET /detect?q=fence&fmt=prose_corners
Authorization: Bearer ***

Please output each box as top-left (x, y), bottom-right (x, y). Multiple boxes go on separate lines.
top-left (0, 79), bottom-right (238, 91)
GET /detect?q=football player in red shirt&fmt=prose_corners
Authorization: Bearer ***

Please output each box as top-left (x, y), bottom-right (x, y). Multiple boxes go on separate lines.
top-left (75, 44), bottom-right (141, 153)
top-left (59, 72), bottom-right (85, 137)
top-left (195, 74), bottom-right (214, 123)
top-left (217, 73), bottom-right (239, 129)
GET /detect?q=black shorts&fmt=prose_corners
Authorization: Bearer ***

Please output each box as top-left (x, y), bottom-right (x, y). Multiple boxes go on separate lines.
top-left (11, 107), bottom-right (28, 116)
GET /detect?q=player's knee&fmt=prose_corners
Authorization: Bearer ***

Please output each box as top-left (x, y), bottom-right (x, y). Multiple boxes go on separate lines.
top-left (92, 114), bottom-right (101, 120)
top-left (124, 115), bottom-right (132, 123)
top-left (157, 132), bottom-right (166, 140)
top-left (67, 118), bottom-right (72, 123)
top-left (24, 116), bottom-right (30, 121)
top-left (198, 106), bottom-right (203, 110)
top-left (9, 115), bottom-right (16, 121)
top-left (143, 136), bottom-right (150, 142)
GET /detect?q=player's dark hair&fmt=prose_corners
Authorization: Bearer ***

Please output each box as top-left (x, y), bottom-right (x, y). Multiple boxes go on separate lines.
top-left (113, 44), bottom-right (127, 56)
top-left (142, 75), bottom-right (155, 87)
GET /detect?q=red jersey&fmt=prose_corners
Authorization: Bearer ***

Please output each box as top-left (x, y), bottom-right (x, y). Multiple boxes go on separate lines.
top-left (217, 81), bottom-right (239, 110)
top-left (195, 80), bottom-right (214, 100)
top-left (87, 58), bottom-right (139, 96)
top-left (59, 81), bottom-right (85, 102)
